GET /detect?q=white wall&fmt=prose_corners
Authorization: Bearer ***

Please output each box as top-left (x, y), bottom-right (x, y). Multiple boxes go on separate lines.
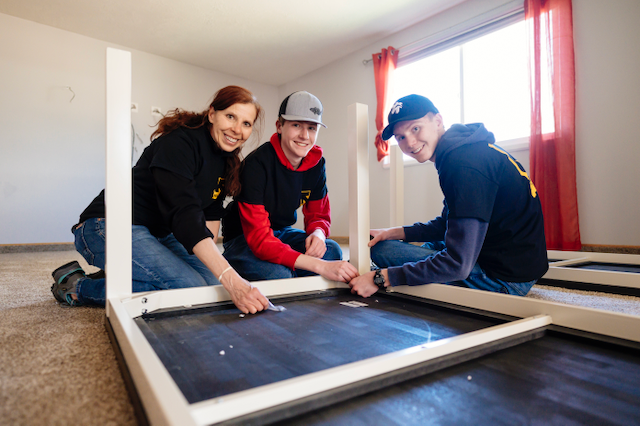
top-left (573, 0), bottom-right (640, 246)
top-left (0, 13), bottom-right (278, 244)
top-left (281, 0), bottom-right (640, 246)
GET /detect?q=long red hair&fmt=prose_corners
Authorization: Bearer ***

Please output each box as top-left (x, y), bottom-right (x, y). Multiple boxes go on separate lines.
top-left (151, 85), bottom-right (263, 196)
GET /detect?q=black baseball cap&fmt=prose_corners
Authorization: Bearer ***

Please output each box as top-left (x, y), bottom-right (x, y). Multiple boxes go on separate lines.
top-left (381, 94), bottom-right (439, 140)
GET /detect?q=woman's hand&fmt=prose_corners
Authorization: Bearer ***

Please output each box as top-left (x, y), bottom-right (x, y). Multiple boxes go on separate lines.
top-left (223, 272), bottom-right (270, 314)
top-left (192, 237), bottom-right (268, 314)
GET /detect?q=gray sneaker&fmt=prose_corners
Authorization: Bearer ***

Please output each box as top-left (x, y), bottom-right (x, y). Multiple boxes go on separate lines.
top-left (51, 261), bottom-right (85, 306)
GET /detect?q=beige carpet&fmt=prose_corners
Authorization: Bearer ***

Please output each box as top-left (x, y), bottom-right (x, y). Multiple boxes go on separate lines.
top-left (0, 251), bottom-right (136, 426)
top-left (529, 284), bottom-right (640, 315)
top-left (1, 249), bottom-right (639, 425)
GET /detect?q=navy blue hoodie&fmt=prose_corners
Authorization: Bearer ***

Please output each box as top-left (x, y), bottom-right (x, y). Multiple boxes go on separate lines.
top-left (388, 123), bottom-right (548, 286)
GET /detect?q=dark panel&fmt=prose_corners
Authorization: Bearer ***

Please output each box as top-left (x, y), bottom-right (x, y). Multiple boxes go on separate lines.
top-left (279, 332), bottom-right (640, 426)
top-left (136, 291), bottom-right (502, 404)
top-left (566, 262), bottom-right (640, 274)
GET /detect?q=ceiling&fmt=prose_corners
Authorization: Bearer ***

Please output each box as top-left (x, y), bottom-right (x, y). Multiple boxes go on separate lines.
top-left (0, 0), bottom-right (465, 86)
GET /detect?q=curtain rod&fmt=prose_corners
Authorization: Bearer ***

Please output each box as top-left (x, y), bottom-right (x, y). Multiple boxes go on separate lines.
top-left (362, 48), bottom-right (398, 65)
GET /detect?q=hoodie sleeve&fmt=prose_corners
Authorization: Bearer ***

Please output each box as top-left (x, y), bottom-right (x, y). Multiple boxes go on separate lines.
top-left (403, 218), bottom-right (446, 243)
top-left (387, 217), bottom-right (488, 286)
top-left (238, 201), bottom-right (301, 269)
top-left (303, 195), bottom-right (331, 237)
top-left (403, 205), bottom-right (447, 242)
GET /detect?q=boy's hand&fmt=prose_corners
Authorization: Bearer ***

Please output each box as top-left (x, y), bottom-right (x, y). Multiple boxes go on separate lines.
top-left (349, 271), bottom-right (379, 298)
top-left (318, 260), bottom-right (359, 283)
top-left (369, 227), bottom-right (406, 247)
top-left (305, 229), bottom-right (327, 258)
top-left (369, 229), bottom-right (386, 247)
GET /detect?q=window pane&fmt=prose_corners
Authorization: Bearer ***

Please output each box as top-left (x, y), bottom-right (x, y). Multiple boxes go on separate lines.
top-left (391, 47), bottom-right (461, 142)
top-left (390, 17), bottom-right (559, 153)
top-left (463, 21), bottom-right (530, 141)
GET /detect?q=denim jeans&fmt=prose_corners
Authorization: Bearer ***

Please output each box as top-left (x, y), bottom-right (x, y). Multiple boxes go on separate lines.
top-left (371, 240), bottom-right (536, 296)
top-left (222, 227), bottom-right (343, 281)
top-left (73, 218), bottom-right (218, 306)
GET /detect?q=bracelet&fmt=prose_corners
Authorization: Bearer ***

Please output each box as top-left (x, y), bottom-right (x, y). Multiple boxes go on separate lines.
top-left (218, 266), bottom-right (233, 282)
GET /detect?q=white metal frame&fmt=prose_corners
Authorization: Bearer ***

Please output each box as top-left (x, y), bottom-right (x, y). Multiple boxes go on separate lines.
top-left (389, 144), bottom-right (404, 227)
top-left (348, 103), bottom-right (371, 275)
top-left (105, 48), bottom-right (133, 317)
top-left (105, 48), bottom-right (640, 426)
top-left (544, 250), bottom-right (640, 290)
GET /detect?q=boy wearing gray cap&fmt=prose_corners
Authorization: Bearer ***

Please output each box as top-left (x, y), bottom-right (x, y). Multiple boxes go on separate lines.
top-left (223, 91), bottom-right (358, 283)
top-left (349, 94), bottom-right (548, 297)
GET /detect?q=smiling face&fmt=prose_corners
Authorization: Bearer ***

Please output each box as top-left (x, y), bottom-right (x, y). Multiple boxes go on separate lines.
top-left (393, 113), bottom-right (445, 163)
top-left (208, 103), bottom-right (258, 152)
top-left (276, 119), bottom-right (319, 169)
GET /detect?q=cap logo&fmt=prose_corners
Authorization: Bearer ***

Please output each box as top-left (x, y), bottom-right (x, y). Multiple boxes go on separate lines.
top-left (310, 107), bottom-right (322, 116)
top-left (390, 102), bottom-right (403, 115)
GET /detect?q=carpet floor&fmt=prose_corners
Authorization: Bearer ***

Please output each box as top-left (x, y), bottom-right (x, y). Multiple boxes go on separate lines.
top-left (1, 249), bottom-right (639, 425)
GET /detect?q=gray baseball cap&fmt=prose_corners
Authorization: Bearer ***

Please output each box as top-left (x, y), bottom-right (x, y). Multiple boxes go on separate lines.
top-left (278, 91), bottom-right (327, 128)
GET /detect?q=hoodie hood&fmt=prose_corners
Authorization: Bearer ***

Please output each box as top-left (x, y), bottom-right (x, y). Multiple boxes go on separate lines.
top-left (269, 132), bottom-right (323, 172)
top-left (434, 123), bottom-right (495, 170)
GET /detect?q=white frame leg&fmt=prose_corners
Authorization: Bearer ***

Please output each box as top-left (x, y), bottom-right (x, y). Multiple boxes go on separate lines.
top-left (348, 103), bottom-right (371, 275)
top-left (389, 144), bottom-right (404, 227)
top-left (105, 47), bottom-right (133, 316)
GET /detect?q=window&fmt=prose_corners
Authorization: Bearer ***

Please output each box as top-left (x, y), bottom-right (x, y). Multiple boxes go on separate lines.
top-left (388, 19), bottom-right (553, 165)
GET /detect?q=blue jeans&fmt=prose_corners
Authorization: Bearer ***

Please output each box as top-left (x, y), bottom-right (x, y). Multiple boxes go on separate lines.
top-left (223, 227), bottom-right (342, 281)
top-left (73, 218), bottom-right (219, 306)
top-left (371, 240), bottom-right (536, 296)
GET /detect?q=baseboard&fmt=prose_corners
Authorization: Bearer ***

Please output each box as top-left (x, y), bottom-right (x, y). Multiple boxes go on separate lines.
top-left (331, 236), bottom-right (349, 245)
top-left (5, 240), bottom-right (633, 256)
top-left (0, 237), bottom-right (351, 254)
top-left (0, 242), bottom-right (75, 254)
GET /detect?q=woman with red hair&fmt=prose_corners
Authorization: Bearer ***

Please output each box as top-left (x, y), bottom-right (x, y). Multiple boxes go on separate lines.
top-left (51, 85), bottom-right (269, 314)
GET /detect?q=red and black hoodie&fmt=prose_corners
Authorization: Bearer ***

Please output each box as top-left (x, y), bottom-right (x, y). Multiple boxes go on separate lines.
top-left (222, 133), bottom-right (331, 269)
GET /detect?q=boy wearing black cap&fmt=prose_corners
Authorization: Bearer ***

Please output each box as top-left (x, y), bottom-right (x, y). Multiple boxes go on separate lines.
top-left (349, 94), bottom-right (548, 297)
top-left (223, 91), bottom-right (358, 283)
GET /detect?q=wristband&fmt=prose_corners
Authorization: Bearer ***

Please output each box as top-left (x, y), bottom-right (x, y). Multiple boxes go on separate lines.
top-left (218, 266), bottom-right (233, 282)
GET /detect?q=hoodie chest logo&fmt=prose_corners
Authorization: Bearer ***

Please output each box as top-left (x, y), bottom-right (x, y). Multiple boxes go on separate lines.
top-left (299, 190), bottom-right (311, 207)
top-left (212, 177), bottom-right (225, 200)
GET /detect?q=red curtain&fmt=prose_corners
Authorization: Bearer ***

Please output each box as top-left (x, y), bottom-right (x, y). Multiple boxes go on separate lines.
top-left (372, 46), bottom-right (398, 162)
top-left (526, 0), bottom-right (581, 250)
